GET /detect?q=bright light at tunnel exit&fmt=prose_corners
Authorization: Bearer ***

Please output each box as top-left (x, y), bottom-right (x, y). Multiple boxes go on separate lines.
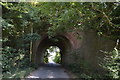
top-left (46, 46), bottom-right (61, 63)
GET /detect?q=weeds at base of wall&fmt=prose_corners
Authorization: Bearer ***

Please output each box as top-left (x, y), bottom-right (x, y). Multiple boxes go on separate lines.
top-left (65, 62), bottom-right (104, 78)
top-left (66, 48), bottom-right (120, 79)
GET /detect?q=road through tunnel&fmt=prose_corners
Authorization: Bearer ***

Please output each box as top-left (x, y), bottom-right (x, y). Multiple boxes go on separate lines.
top-left (35, 35), bottom-right (72, 66)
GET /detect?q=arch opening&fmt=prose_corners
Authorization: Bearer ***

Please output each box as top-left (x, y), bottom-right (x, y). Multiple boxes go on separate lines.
top-left (35, 35), bottom-right (72, 66)
top-left (44, 46), bottom-right (61, 64)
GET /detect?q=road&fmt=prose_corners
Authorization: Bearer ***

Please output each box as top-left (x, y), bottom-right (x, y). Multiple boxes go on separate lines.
top-left (26, 63), bottom-right (70, 79)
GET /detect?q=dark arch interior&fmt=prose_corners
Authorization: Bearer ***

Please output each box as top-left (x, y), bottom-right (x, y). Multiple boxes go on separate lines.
top-left (35, 35), bottom-right (72, 66)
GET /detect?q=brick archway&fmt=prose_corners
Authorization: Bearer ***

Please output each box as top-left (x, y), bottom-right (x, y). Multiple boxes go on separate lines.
top-left (31, 31), bottom-right (115, 75)
top-left (34, 35), bottom-right (72, 66)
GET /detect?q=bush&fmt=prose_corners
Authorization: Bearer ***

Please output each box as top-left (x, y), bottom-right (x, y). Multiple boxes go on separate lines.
top-left (101, 48), bottom-right (120, 78)
top-left (2, 47), bottom-right (32, 76)
top-left (53, 52), bottom-right (61, 64)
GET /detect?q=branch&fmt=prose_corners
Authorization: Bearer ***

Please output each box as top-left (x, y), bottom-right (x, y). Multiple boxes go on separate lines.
top-left (91, 3), bottom-right (115, 26)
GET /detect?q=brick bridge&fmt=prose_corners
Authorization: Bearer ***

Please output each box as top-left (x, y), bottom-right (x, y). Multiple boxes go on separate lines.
top-left (31, 30), bottom-right (115, 75)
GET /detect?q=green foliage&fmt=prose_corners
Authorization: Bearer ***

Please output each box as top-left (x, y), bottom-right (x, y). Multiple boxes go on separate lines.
top-left (22, 33), bottom-right (40, 42)
top-left (3, 67), bottom-right (34, 78)
top-left (2, 2), bottom-right (120, 39)
top-left (53, 52), bottom-right (61, 64)
top-left (39, 2), bottom-right (120, 39)
top-left (2, 46), bottom-right (36, 78)
top-left (2, 47), bottom-right (34, 77)
top-left (100, 48), bottom-right (120, 78)
top-left (44, 52), bottom-right (49, 63)
top-left (1, 2), bottom-right (43, 78)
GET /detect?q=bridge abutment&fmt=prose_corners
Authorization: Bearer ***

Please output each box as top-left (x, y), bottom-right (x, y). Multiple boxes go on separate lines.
top-left (32, 30), bottom-right (115, 75)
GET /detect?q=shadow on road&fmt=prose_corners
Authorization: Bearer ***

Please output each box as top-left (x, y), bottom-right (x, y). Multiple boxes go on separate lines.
top-left (26, 63), bottom-right (70, 79)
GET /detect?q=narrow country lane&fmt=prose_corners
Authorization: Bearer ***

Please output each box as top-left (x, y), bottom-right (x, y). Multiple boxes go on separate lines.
top-left (26, 63), bottom-right (70, 79)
